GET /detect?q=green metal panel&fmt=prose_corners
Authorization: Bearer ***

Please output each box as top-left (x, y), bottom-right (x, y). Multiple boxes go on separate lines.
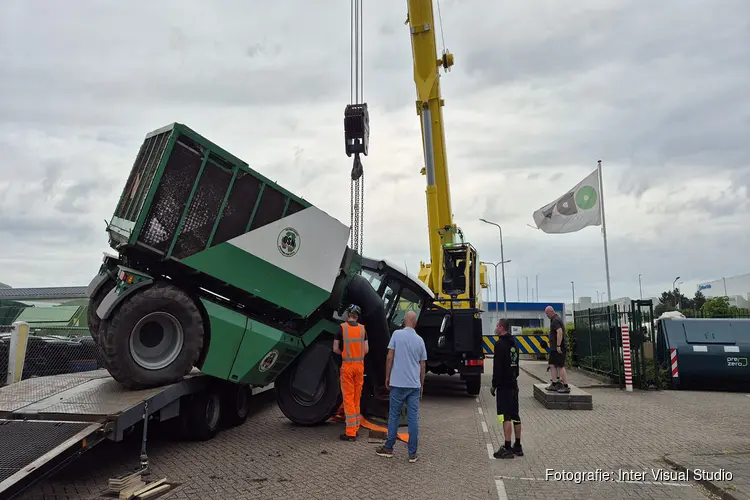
top-left (198, 299), bottom-right (248, 380)
top-left (229, 320), bottom-right (305, 386)
top-left (166, 150), bottom-right (210, 258)
top-left (129, 130), bottom-right (180, 244)
top-left (206, 167), bottom-right (239, 249)
top-left (301, 318), bottom-right (340, 347)
top-left (245, 183), bottom-right (266, 233)
top-left (181, 242), bottom-right (331, 317)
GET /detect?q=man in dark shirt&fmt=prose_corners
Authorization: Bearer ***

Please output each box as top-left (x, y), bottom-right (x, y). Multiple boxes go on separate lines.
top-left (544, 306), bottom-right (570, 393)
top-left (490, 319), bottom-right (523, 459)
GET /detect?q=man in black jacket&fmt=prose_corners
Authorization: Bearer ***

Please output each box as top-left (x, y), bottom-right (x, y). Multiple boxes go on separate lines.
top-left (490, 319), bottom-right (523, 459)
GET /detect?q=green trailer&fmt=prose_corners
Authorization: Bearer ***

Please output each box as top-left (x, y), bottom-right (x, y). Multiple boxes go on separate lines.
top-left (87, 123), bottom-right (434, 427)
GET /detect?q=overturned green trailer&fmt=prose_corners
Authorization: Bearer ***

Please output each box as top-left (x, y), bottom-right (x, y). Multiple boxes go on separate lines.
top-left (87, 123), bottom-right (434, 426)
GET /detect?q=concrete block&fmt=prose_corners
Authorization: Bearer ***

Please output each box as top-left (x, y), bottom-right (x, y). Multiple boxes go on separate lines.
top-left (533, 383), bottom-right (593, 410)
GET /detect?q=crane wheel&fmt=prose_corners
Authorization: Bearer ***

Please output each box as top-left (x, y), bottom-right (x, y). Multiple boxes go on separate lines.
top-left (276, 352), bottom-right (342, 426)
top-left (221, 383), bottom-right (252, 427)
top-left (99, 282), bottom-right (204, 390)
top-left (466, 375), bottom-right (481, 396)
top-left (87, 279), bottom-right (115, 343)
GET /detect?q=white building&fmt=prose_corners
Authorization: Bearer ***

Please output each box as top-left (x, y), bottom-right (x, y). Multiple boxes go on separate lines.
top-left (696, 273), bottom-right (750, 309)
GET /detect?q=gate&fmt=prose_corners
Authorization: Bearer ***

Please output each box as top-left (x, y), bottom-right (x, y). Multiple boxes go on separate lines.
top-left (572, 300), bottom-right (660, 389)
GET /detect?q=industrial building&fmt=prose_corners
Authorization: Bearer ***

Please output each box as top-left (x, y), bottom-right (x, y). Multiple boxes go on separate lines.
top-left (696, 273), bottom-right (750, 308)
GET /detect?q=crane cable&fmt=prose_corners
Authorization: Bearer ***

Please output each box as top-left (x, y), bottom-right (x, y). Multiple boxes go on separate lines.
top-left (349, 0), bottom-right (365, 256)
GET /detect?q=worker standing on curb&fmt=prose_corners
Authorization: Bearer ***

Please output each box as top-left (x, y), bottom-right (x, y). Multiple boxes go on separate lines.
top-left (333, 304), bottom-right (369, 441)
top-left (490, 318), bottom-right (523, 459)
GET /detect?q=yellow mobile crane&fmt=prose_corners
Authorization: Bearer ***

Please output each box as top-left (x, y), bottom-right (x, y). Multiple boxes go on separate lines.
top-left (406, 0), bottom-right (489, 395)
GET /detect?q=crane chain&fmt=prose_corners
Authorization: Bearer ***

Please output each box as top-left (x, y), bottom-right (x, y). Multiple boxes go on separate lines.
top-left (346, 0), bottom-right (366, 257)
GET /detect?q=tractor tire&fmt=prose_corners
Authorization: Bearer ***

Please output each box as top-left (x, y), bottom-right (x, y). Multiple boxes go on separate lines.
top-left (99, 282), bottom-right (204, 390)
top-left (88, 279), bottom-right (115, 343)
top-left (179, 390), bottom-right (222, 441)
top-left (276, 354), bottom-right (342, 426)
top-left (221, 383), bottom-right (252, 428)
top-left (466, 375), bottom-right (481, 396)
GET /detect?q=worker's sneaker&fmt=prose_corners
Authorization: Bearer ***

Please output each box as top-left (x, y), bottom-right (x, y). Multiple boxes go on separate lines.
top-left (409, 454), bottom-right (418, 463)
top-left (556, 384), bottom-right (571, 394)
top-left (512, 443), bottom-right (524, 457)
top-left (493, 447), bottom-right (515, 459)
top-left (340, 434), bottom-right (356, 441)
top-left (376, 446), bottom-right (394, 458)
top-left (545, 381), bottom-right (560, 391)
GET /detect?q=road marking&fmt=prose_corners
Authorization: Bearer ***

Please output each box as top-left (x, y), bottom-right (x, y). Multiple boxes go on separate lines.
top-left (494, 475), bottom-right (690, 487)
top-left (486, 443), bottom-right (494, 459)
top-left (478, 407), bottom-right (483, 415)
top-left (494, 479), bottom-right (508, 500)
top-left (481, 421), bottom-right (488, 433)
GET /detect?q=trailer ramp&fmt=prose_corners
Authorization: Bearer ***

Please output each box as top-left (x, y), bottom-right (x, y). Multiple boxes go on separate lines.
top-left (0, 419), bottom-right (104, 498)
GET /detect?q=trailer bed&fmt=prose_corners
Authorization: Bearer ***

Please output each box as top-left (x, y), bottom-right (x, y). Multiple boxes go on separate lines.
top-left (0, 369), bottom-right (259, 499)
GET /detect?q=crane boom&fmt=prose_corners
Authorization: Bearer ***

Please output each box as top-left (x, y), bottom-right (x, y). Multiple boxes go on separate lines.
top-left (406, 0), bottom-right (487, 306)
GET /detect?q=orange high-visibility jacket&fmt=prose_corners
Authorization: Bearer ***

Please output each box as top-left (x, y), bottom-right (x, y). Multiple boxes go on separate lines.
top-left (340, 323), bottom-right (366, 363)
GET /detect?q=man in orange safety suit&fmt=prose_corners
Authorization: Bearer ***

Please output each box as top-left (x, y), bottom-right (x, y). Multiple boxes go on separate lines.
top-left (333, 304), bottom-right (369, 441)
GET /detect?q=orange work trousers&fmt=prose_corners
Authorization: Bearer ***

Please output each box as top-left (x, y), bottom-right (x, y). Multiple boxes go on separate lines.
top-left (340, 361), bottom-right (365, 437)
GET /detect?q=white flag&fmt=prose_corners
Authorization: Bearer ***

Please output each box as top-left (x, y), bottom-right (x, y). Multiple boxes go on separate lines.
top-left (532, 168), bottom-right (602, 234)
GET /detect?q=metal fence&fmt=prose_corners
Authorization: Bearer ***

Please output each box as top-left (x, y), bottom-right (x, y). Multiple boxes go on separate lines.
top-left (0, 323), bottom-right (102, 388)
top-left (571, 300), bottom-right (663, 389)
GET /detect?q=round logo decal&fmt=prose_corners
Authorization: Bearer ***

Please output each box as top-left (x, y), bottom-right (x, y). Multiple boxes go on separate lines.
top-left (259, 350), bottom-right (279, 373)
top-left (277, 227), bottom-right (300, 257)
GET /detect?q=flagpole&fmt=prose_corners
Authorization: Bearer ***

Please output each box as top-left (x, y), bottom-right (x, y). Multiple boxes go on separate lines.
top-left (598, 159), bottom-right (612, 303)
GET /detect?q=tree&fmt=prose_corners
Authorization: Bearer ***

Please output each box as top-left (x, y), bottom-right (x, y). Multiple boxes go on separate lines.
top-left (692, 290), bottom-right (707, 311)
top-left (654, 289), bottom-right (692, 316)
top-left (701, 296), bottom-right (730, 317)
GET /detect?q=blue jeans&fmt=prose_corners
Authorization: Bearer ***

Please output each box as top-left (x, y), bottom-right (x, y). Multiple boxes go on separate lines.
top-left (384, 386), bottom-right (420, 456)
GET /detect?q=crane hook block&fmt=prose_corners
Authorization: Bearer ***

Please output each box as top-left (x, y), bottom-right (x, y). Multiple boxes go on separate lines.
top-left (344, 103), bottom-right (370, 157)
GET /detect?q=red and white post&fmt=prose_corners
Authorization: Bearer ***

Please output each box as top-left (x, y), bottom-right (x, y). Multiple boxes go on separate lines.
top-left (621, 325), bottom-right (633, 392)
top-left (670, 348), bottom-right (679, 378)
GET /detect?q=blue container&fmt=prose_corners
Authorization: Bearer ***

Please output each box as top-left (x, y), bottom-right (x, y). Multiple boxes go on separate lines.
top-left (656, 318), bottom-right (750, 388)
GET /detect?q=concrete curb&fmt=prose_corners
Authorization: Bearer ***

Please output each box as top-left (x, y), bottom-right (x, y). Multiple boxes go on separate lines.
top-left (663, 455), bottom-right (748, 500)
top-left (519, 365), bottom-right (618, 389)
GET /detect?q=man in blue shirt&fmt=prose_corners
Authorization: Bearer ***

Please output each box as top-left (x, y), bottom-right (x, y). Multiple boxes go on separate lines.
top-left (376, 310), bottom-right (427, 463)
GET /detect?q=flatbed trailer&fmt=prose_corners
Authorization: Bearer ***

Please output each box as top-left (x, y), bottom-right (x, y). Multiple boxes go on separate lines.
top-left (0, 369), bottom-right (272, 499)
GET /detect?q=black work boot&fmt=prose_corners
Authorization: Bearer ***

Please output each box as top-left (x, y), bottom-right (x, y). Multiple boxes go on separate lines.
top-left (493, 447), bottom-right (515, 459)
top-left (340, 434), bottom-right (356, 441)
top-left (512, 442), bottom-right (524, 456)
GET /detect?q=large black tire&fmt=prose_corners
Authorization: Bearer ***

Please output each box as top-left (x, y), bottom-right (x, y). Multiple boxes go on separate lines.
top-left (276, 354), bottom-right (342, 426)
top-left (99, 282), bottom-right (204, 390)
top-left (179, 390), bottom-right (222, 441)
top-left (466, 375), bottom-right (481, 396)
top-left (221, 383), bottom-right (252, 427)
top-left (88, 279), bottom-right (115, 343)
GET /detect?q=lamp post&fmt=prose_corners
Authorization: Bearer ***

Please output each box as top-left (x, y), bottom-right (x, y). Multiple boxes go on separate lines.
top-left (481, 260), bottom-right (511, 318)
top-left (526, 276), bottom-right (529, 301)
top-left (673, 276), bottom-right (681, 309)
top-left (516, 278), bottom-right (520, 302)
top-left (480, 218), bottom-right (509, 317)
top-left (535, 274), bottom-right (540, 302)
top-left (638, 273), bottom-right (643, 300)
top-left (571, 280), bottom-right (576, 326)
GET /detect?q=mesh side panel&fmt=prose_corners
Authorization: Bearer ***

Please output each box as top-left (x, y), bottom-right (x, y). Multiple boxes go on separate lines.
top-left (140, 138), bottom-right (203, 253)
top-left (172, 159), bottom-right (233, 260)
top-left (285, 200), bottom-right (305, 217)
top-left (122, 132), bottom-right (171, 222)
top-left (211, 171), bottom-right (263, 246)
top-left (249, 187), bottom-right (287, 231)
top-left (114, 140), bottom-right (148, 217)
top-left (0, 420), bottom-right (94, 483)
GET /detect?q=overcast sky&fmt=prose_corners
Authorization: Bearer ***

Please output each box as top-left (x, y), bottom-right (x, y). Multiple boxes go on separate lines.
top-left (1, 0), bottom-right (748, 305)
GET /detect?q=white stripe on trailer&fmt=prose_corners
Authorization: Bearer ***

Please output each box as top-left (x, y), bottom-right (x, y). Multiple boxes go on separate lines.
top-left (692, 345), bottom-right (708, 352)
top-left (621, 325), bottom-right (633, 392)
top-left (228, 205), bottom-right (350, 294)
top-left (724, 345), bottom-right (740, 353)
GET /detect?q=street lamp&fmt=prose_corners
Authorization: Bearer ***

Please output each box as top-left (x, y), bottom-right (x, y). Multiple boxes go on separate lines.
top-left (516, 278), bottom-right (520, 302)
top-left (672, 276), bottom-right (680, 291)
top-left (535, 274), bottom-right (540, 302)
top-left (481, 260), bottom-right (511, 318)
top-left (571, 280), bottom-right (576, 325)
top-left (479, 218), bottom-right (509, 317)
top-left (638, 273), bottom-right (643, 300)
top-left (525, 276), bottom-right (529, 301)
top-left (672, 276), bottom-right (681, 309)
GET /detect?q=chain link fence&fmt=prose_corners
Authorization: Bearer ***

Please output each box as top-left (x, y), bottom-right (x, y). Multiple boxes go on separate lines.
top-left (0, 321), bottom-right (104, 389)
